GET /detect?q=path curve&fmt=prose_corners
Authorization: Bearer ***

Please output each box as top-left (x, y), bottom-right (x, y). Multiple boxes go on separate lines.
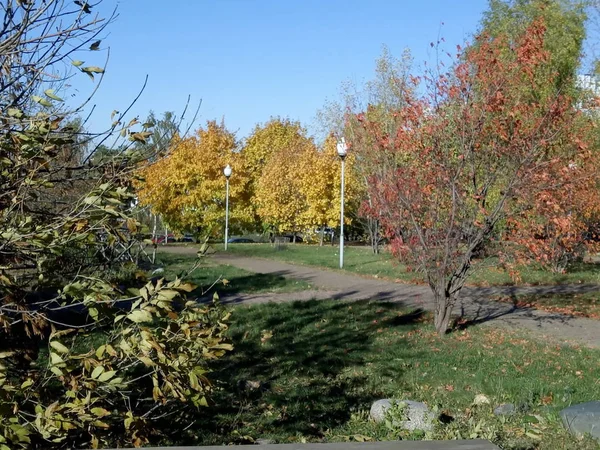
top-left (163, 246), bottom-right (600, 348)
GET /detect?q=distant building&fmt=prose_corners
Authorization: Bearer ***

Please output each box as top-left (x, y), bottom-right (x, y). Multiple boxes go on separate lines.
top-left (576, 74), bottom-right (600, 96)
top-left (575, 74), bottom-right (600, 113)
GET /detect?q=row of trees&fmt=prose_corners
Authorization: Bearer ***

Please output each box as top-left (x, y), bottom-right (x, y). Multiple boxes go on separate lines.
top-left (136, 118), bottom-right (363, 245)
top-left (1, 0), bottom-right (600, 448)
top-left (136, 0), bottom-right (600, 336)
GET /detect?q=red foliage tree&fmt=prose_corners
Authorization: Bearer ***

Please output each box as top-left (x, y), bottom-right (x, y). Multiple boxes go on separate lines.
top-left (352, 19), bottom-right (600, 334)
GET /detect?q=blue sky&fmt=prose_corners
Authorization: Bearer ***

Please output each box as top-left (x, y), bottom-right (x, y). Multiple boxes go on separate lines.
top-left (73, 0), bottom-right (489, 140)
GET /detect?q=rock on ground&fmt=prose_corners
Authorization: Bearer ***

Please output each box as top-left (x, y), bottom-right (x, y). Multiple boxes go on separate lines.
top-left (560, 401), bottom-right (600, 441)
top-left (369, 399), bottom-right (435, 432)
top-left (494, 403), bottom-right (517, 416)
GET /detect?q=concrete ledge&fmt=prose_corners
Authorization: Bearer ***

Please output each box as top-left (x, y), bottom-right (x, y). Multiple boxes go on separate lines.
top-left (102, 439), bottom-right (499, 450)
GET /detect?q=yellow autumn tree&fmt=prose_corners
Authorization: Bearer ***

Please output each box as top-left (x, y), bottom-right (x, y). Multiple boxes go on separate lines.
top-left (297, 134), bottom-right (359, 244)
top-left (254, 135), bottom-right (315, 239)
top-left (136, 120), bottom-right (253, 235)
top-left (243, 118), bottom-right (312, 233)
top-left (243, 117), bottom-right (307, 183)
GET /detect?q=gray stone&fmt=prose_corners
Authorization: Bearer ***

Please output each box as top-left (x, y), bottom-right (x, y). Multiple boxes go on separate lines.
top-left (255, 438), bottom-right (275, 445)
top-left (560, 401), bottom-right (600, 440)
top-left (494, 403), bottom-right (517, 416)
top-left (369, 399), bottom-right (436, 432)
top-left (370, 399), bottom-right (394, 423)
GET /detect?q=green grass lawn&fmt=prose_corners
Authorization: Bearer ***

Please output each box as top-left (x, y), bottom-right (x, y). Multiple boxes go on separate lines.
top-left (155, 252), bottom-right (313, 295)
top-left (221, 243), bottom-right (421, 282)
top-left (183, 300), bottom-right (600, 449)
top-left (220, 243), bottom-right (600, 286)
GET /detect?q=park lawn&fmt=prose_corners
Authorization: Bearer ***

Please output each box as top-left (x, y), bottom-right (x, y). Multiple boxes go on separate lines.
top-left (222, 243), bottom-right (422, 282)
top-left (494, 291), bottom-right (600, 319)
top-left (187, 300), bottom-right (600, 449)
top-left (155, 251), bottom-right (314, 295)
top-left (221, 243), bottom-right (600, 286)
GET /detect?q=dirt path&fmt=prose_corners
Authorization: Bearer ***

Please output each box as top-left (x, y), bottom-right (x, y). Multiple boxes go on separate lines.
top-left (163, 246), bottom-right (600, 348)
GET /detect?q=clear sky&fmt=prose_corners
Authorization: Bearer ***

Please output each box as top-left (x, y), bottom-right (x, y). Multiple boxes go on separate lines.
top-left (73, 0), bottom-right (490, 141)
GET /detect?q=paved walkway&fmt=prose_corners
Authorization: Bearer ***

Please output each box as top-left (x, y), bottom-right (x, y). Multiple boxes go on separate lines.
top-left (165, 247), bottom-right (600, 348)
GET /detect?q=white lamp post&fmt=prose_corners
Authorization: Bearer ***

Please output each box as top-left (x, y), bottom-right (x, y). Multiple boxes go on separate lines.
top-left (224, 164), bottom-right (232, 250)
top-left (336, 138), bottom-right (348, 269)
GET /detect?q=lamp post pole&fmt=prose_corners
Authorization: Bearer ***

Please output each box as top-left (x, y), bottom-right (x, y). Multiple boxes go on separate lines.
top-left (337, 138), bottom-right (348, 269)
top-left (224, 165), bottom-right (232, 250)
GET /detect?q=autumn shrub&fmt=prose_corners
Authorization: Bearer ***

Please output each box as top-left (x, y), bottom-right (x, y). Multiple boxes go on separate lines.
top-left (350, 15), bottom-right (600, 334)
top-left (0, 2), bottom-right (231, 448)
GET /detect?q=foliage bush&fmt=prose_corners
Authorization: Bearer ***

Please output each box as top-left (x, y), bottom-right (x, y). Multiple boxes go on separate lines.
top-left (0, 1), bottom-right (230, 448)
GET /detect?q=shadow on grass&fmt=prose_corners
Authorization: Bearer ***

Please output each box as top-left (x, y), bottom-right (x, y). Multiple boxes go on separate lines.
top-left (170, 300), bottom-right (425, 445)
top-left (156, 253), bottom-right (308, 296)
top-left (452, 289), bottom-right (588, 333)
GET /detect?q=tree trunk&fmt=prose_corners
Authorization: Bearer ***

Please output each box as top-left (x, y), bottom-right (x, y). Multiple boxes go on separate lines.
top-left (319, 227), bottom-right (324, 246)
top-left (433, 287), bottom-right (454, 336)
top-left (372, 219), bottom-right (379, 254)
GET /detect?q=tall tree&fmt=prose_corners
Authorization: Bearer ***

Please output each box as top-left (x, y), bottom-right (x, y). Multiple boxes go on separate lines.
top-left (254, 132), bottom-right (314, 239)
top-left (137, 110), bottom-right (180, 160)
top-left (318, 46), bottom-right (414, 252)
top-left (242, 118), bottom-right (311, 233)
top-left (296, 135), bottom-right (358, 245)
top-left (354, 18), bottom-right (600, 335)
top-left (136, 120), bottom-right (253, 235)
top-left (480, 0), bottom-right (587, 91)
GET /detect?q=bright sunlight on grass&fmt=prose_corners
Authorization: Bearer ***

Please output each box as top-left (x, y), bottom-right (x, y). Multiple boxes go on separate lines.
top-left (220, 243), bottom-right (600, 287)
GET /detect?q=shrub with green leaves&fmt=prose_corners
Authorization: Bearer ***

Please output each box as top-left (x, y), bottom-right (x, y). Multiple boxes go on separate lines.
top-left (0, 1), bottom-right (227, 448)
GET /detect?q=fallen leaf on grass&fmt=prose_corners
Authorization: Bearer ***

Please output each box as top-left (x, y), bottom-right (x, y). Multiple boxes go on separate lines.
top-left (261, 330), bottom-right (273, 343)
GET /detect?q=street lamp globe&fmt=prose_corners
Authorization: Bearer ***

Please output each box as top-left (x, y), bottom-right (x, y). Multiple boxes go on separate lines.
top-left (336, 138), bottom-right (348, 158)
top-left (224, 164), bottom-right (232, 178)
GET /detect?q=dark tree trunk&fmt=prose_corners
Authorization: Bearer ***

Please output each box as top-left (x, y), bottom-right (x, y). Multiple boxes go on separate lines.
top-left (433, 285), bottom-right (455, 336)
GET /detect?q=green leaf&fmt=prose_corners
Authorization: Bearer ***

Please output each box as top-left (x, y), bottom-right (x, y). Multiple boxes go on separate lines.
top-left (83, 195), bottom-right (100, 205)
top-left (50, 341), bottom-right (69, 354)
top-left (95, 345), bottom-right (106, 359)
top-left (71, 60), bottom-right (85, 67)
top-left (50, 352), bottom-right (64, 365)
top-left (91, 407), bottom-right (110, 418)
top-left (91, 366), bottom-right (104, 379)
top-left (44, 89), bottom-right (64, 102)
top-left (81, 66), bottom-right (105, 74)
top-left (97, 370), bottom-right (116, 382)
top-left (21, 379), bottom-right (34, 389)
top-left (32, 95), bottom-right (53, 108)
top-left (126, 309), bottom-right (152, 323)
top-left (138, 356), bottom-right (155, 367)
top-left (7, 108), bottom-right (23, 118)
top-left (50, 366), bottom-right (63, 377)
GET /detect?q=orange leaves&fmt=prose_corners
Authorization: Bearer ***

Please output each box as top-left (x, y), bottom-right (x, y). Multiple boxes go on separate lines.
top-left (349, 14), bottom-right (595, 334)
